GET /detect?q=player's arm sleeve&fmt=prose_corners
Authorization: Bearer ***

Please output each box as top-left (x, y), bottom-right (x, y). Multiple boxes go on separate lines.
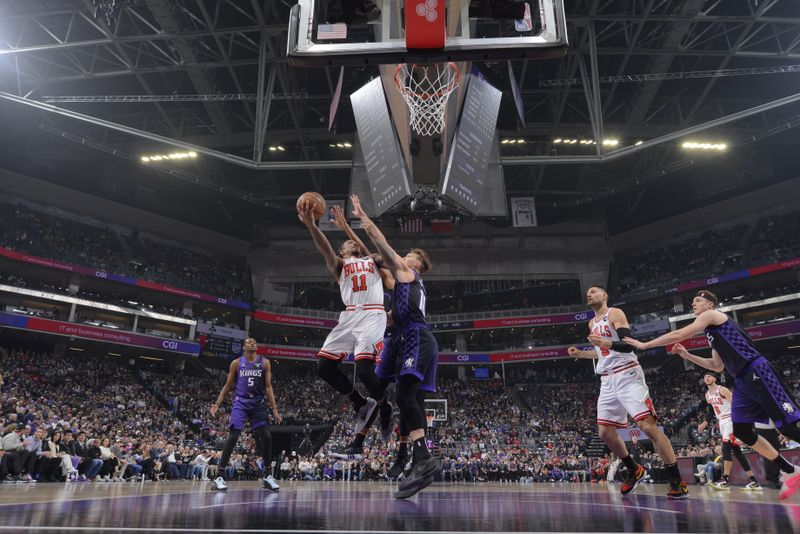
top-left (610, 327), bottom-right (636, 353)
top-left (705, 401), bottom-right (715, 422)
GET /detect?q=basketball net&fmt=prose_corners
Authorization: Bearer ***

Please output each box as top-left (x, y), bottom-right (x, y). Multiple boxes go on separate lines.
top-left (394, 62), bottom-right (460, 136)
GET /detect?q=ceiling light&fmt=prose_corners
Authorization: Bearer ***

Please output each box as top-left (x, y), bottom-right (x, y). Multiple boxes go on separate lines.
top-left (140, 151), bottom-right (198, 163)
top-left (602, 139), bottom-right (619, 146)
top-left (69, 347), bottom-right (84, 351)
top-left (682, 141), bottom-right (727, 151)
top-left (553, 138), bottom-right (562, 144)
top-left (635, 140), bottom-right (643, 146)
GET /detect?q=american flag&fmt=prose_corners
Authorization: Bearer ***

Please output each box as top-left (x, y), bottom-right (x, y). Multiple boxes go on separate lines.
top-left (317, 23), bottom-right (347, 40)
top-left (401, 218), bottom-right (424, 233)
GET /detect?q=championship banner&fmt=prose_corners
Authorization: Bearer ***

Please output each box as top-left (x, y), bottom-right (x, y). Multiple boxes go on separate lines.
top-left (0, 246), bottom-right (250, 310)
top-left (0, 312), bottom-right (200, 355)
top-left (510, 197), bottom-right (537, 227)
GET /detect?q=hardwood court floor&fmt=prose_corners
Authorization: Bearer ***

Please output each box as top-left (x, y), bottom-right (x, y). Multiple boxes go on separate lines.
top-left (0, 480), bottom-right (798, 533)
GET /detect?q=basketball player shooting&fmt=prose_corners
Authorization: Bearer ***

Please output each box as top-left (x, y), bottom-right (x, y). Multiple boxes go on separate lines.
top-left (209, 337), bottom-right (282, 491)
top-left (297, 199), bottom-right (388, 459)
top-left (350, 194), bottom-right (439, 499)
top-left (328, 204), bottom-right (396, 447)
top-left (624, 289), bottom-right (800, 500)
top-left (568, 286), bottom-right (688, 499)
top-left (329, 205), bottom-right (421, 478)
top-left (697, 371), bottom-right (761, 490)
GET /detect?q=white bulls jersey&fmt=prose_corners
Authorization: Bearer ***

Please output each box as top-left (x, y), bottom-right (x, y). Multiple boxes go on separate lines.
top-left (338, 256), bottom-right (384, 310)
top-left (590, 309), bottom-right (638, 375)
top-left (705, 385), bottom-right (732, 421)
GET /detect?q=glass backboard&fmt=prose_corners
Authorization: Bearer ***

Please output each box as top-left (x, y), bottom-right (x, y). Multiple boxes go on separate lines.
top-left (288, 0), bottom-right (568, 66)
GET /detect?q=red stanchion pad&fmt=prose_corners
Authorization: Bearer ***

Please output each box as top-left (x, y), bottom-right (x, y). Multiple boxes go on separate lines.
top-left (405, 0), bottom-right (446, 49)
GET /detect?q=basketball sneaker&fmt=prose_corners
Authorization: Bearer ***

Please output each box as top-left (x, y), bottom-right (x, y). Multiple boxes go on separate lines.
top-left (262, 475), bottom-right (279, 491)
top-left (779, 465), bottom-right (800, 500)
top-left (620, 464), bottom-right (646, 495)
top-left (388, 456), bottom-right (410, 480)
top-left (667, 480), bottom-right (689, 499)
top-left (211, 477), bottom-right (227, 491)
top-left (354, 397), bottom-right (378, 435)
top-left (378, 402), bottom-right (394, 443)
top-left (328, 443), bottom-right (365, 461)
top-left (709, 480), bottom-right (730, 491)
top-left (744, 481), bottom-right (763, 490)
top-left (394, 456), bottom-right (438, 499)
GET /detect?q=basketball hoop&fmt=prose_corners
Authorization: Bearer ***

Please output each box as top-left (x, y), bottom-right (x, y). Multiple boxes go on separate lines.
top-left (426, 414), bottom-right (434, 428)
top-left (394, 62), bottom-right (460, 136)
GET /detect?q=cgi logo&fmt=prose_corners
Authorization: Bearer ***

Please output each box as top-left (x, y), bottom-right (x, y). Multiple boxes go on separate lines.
top-left (95, 271), bottom-right (108, 279)
top-left (456, 355), bottom-right (470, 362)
top-left (707, 277), bottom-right (719, 285)
top-left (217, 298), bottom-right (227, 304)
top-left (162, 340), bottom-right (179, 350)
top-left (574, 312), bottom-right (588, 321)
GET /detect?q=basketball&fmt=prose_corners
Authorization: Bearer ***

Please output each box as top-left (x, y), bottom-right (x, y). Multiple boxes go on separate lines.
top-left (297, 192), bottom-right (326, 220)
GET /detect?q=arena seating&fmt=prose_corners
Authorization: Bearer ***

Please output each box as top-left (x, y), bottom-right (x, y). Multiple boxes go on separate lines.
top-left (614, 207), bottom-right (800, 297)
top-left (3, 342), bottom-right (766, 485)
top-left (279, 278), bottom-right (581, 313)
top-left (0, 203), bottom-right (249, 301)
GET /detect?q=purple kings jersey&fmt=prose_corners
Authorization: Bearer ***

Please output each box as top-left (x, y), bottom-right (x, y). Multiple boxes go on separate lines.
top-left (235, 356), bottom-right (266, 401)
top-left (704, 318), bottom-right (763, 377)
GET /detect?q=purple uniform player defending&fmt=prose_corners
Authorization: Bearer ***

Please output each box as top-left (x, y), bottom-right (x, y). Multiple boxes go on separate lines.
top-left (210, 337), bottom-right (282, 491)
top-left (624, 290), bottom-right (800, 500)
top-left (351, 194), bottom-right (439, 500)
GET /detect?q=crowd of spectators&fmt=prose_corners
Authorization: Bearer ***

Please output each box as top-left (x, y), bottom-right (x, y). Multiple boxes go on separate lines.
top-left (3, 343), bottom-right (798, 487)
top-left (0, 203), bottom-right (248, 301)
top-left (614, 206), bottom-right (800, 297)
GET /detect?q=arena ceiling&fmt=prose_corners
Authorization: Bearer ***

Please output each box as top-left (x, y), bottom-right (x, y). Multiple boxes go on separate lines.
top-left (0, 0), bottom-right (799, 238)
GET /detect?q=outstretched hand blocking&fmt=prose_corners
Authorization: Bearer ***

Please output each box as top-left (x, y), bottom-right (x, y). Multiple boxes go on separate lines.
top-left (350, 194), bottom-right (366, 219)
top-left (330, 204), bottom-right (347, 229)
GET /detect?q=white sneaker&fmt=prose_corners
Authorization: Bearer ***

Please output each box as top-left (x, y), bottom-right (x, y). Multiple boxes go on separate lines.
top-left (263, 475), bottom-right (280, 491)
top-left (780, 465), bottom-right (800, 500)
top-left (211, 477), bottom-right (228, 491)
top-left (744, 481), bottom-right (762, 490)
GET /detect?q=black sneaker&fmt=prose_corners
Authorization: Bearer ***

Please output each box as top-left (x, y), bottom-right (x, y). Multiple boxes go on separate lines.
top-left (386, 457), bottom-right (411, 480)
top-left (394, 456), bottom-right (438, 499)
top-left (378, 402), bottom-right (394, 442)
top-left (328, 443), bottom-right (364, 461)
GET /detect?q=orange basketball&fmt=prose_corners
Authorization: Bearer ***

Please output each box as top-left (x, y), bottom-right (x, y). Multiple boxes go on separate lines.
top-left (297, 192), bottom-right (326, 221)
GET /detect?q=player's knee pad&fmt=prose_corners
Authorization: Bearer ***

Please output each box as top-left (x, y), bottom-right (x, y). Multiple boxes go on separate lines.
top-left (721, 441), bottom-right (732, 462)
top-left (732, 422), bottom-right (758, 446)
